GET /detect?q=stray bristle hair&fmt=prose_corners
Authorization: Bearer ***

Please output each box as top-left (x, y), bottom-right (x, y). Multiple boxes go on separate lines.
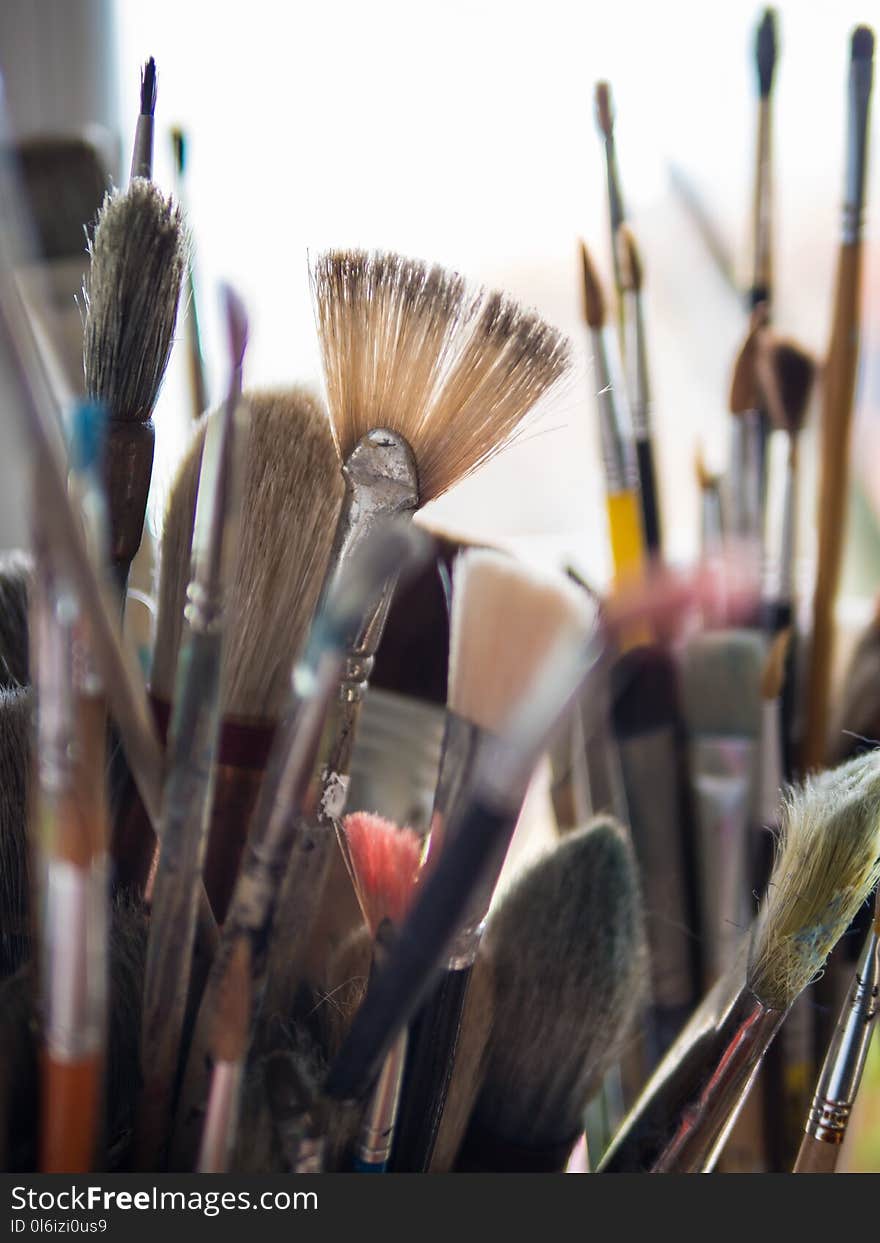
top-left (852, 26), bottom-right (875, 62)
top-left (594, 81), bottom-right (613, 137)
top-left (342, 813), bottom-right (422, 935)
top-left (310, 249), bottom-right (570, 502)
top-left (83, 181), bottom-right (187, 422)
top-left (474, 817), bottom-right (647, 1147)
top-left (761, 629), bottom-right (791, 701)
top-left (756, 10), bottom-right (778, 98)
top-left (0, 552), bottom-right (31, 688)
top-left (757, 336), bottom-right (816, 435)
top-left (211, 938), bottom-right (251, 1065)
top-left (448, 549), bottom-right (591, 733)
top-left (680, 630), bottom-right (765, 738)
top-left (616, 224), bottom-right (642, 293)
top-left (578, 240), bottom-right (605, 329)
top-left (152, 388), bottom-right (343, 713)
top-left (748, 752), bottom-right (880, 1008)
top-left (140, 58), bottom-right (157, 116)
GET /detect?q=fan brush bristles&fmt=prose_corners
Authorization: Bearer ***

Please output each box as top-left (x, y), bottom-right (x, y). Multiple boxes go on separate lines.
top-left (748, 751), bottom-right (880, 1009)
top-left (310, 249), bottom-right (571, 501)
top-left (152, 387), bottom-right (344, 714)
top-left (448, 550), bottom-right (591, 733)
top-left (342, 812), bottom-right (423, 935)
top-left (83, 181), bottom-right (187, 422)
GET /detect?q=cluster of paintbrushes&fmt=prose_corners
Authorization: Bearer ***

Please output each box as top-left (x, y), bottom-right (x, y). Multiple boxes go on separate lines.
top-left (0, 13), bottom-right (877, 1179)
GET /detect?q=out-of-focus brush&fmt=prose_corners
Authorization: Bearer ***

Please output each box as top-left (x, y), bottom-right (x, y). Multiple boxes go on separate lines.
top-left (197, 940), bottom-right (251, 1173)
top-left (0, 686), bottom-right (32, 980)
top-left (599, 750), bottom-right (880, 1172)
top-left (457, 817), bottom-right (647, 1171)
top-left (827, 596), bottom-right (880, 767)
top-left (751, 10), bottom-right (778, 310)
top-left (727, 306), bottom-right (768, 549)
top-left (594, 82), bottom-right (627, 324)
top-left (0, 551), bottom-right (32, 689)
top-left (803, 26), bottom-right (875, 773)
top-left (170, 126), bottom-right (208, 421)
top-left (695, 448), bottom-right (724, 557)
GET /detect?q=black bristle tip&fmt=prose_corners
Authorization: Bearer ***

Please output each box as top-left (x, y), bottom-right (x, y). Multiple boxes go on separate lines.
top-left (851, 26), bottom-right (875, 63)
top-left (140, 57), bottom-right (157, 116)
top-left (755, 9), bottom-right (777, 98)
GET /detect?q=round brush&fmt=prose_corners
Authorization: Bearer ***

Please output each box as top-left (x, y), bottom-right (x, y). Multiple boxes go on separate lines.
top-left (599, 749), bottom-right (880, 1172)
top-left (457, 817), bottom-right (646, 1172)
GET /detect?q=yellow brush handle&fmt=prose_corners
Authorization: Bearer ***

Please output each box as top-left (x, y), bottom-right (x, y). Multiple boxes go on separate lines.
top-left (606, 488), bottom-right (649, 648)
top-left (803, 241), bottom-right (863, 772)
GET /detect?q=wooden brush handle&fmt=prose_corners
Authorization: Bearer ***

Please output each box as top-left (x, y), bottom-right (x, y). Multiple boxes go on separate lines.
top-left (803, 241), bottom-right (863, 772)
top-left (793, 1132), bottom-right (840, 1174)
top-left (40, 1053), bottom-right (100, 1172)
top-left (101, 418), bottom-right (155, 600)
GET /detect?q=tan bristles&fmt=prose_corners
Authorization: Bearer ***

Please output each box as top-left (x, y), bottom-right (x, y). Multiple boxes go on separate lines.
top-left (729, 306), bottom-right (768, 416)
top-left (211, 938), bottom-right (251, 1065)
top-left (310, 249), bottom-right (571, 502)
top-left (616, 224), bottom-right (642, 293)
top-left (694, 445), bottom-right (719, 491)
top-left (747, 752), bottom-right (880, 1009)
top-left (448, 550), bottom-right (592, 733)
top-left (578, 240), bottom-right (606, 329)
top-left (595, 81), bottom-right (614, 137)
top-left (761, 629), bottom-right (791, 701)
top-left (152, 387), bottom-right (343, 715)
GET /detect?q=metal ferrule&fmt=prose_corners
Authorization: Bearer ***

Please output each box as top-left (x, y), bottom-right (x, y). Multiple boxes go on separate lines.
top-left (599, 984), bottom-right (784, 1172)
top-left (130, 116), bottom-right (154, 182)
top-left (805, 927), bottom-right (880, 1144)
top-left (356, 1029), bottom-right (408, 1169)
top-left (592, 327), bottom-right (637, 494)
top-left (843, 56), bottom-right (873, 243)
top-left (622, 290), bottom-right (652, 441)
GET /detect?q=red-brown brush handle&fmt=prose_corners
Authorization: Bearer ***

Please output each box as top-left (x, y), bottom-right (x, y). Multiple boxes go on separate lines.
top-left (40, 1054), bottom-right (101, 1172)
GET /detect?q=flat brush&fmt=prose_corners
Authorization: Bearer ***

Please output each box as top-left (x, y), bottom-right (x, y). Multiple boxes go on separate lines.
top-left (170, 127), bottom-right (208, 421)
top-left (392, 552), bottom-right (591, 1170)
top-left (617, 224), bottom-right (662, 556)
top-left (793, 888), bottom-right (880, 1173)
top-left (599, 750), bottom-right (880, 1172)
top-left (751, 9), bottom-right (778, 310)
top-left (579, 240), bottom-right (645, 586)
top-left (803, 26), bottom-right (875, 773)
top-left (135, 288), bottom-right (250, 1171)
top-left (198, 939), bottom-right (251, 1173)
top-left (130, 58), bottom-right (156, 183)
top-left (594, 81), bottom-right (627, 323)
top-left (457, 817), bottom-right (647, 1171)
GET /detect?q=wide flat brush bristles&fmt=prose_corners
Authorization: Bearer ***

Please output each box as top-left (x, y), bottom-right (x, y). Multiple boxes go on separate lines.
top-left (310, 249), bottom-right (570, 501)
top-left (448, 550), bottom-right (591, 733)
top-left (152, 387), bottom-right (344, 713)
top-left (84, 181), bottom-right (186, 423)
top-left (748, 752), bottom-right (880, 1009)
top-left (342, 812), bottom-right (422, 935)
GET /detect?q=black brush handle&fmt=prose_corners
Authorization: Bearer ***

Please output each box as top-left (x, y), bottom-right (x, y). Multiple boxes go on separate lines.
top-left (390, 964), bottom-right (473, 1171)
top-left (635, 438), bottom-right (662, 556)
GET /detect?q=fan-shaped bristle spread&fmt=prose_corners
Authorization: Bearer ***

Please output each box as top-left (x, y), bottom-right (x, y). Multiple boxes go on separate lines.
top-left (594, 81), bottom-right (614, 137)
top-left (84, 181), bottom-right (187, 422)
top-left (761, 629), bottom-right (791, 702)
top-left (578, 240), bottom-right (605, 329)
top-left (852, 25), bottom-right (875, 62)
top-left (140, 58), bottom-right (157, 116)
top-left (756, 10), bottom-right (778, 98)
top-left (748, 752), bottom-right (880, 1009)
top-left (616, 224), bottom-right (642, 293)
top-left (152, 387), bottom-right (343, 715)
top-left (476, 816), bottom-right (647, 1146)
top-left (211, 938), bottom-right (251, 1065)
top-left (448, 550), bottom-right (591, 733)
top-left (342, 812), bottom-right (422, 935)
top-left (310, 248), bottom-right (570, 502)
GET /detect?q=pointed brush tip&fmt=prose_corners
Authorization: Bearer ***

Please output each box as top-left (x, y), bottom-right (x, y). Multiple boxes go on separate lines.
top-left (852, 25), bottom-right (875, 62)
top-left (756, 9), bottom-right (778, 97)
top-left (578, 240), bottom-right (605, 329)
top-left (616, 223), bottom-right (642, 292)
top-left (140, 56), bottom-right (157, 116)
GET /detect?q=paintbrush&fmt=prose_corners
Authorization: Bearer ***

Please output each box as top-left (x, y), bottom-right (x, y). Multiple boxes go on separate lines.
top-left (827, 596), bottom-right (880, 767)
top-left (695, 448), bottom-right (724, 557)
top-left (609, 643), bottom-right (702, 1063)
top-left (594, 81), bottom-right (627, 324)
top-left (751, 9), bottom-right (778, 311)
top-left (793, 887), bottom-right (880, 1173)
top-left (0, 686), bottom-right (32, 981)
top-left (134, 288), bottom-right (251, 1171)
top-left (579, 240), bottom-right (645, 585)
top-left (803, 26), bottom-right (875, 773)
top-left (197, 939), bottom-right (251, 1173)
top-left (130, 58), bottom-right (156, 182)
top-left (170, 521), bottom-right (433, 1170)
top-left (599, 750), bottom-right (880, 1172)
top-left (391, 551), bottom-right (592, 1170)
top-left (617, 224), bottom-right (662, 556)
top-left (727, 305), bottom-right (769, 548)
top-left (0, 550), bottom-right (32, 689)
top-left (456, 817), bottom-right (646, 1171)
top-left (170, 126), bottom-right (208, 421)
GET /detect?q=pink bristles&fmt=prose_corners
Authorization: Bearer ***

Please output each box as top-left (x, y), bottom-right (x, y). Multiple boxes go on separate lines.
top-left (342, 812), bottom-right (423, 935)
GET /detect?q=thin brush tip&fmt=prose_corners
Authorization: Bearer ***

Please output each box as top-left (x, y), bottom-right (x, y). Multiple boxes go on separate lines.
top-left (140, 57), bottom-right (157, 117)
top-left (578, 240), bottom-right (605, 329)
top-left (756, 9), bottom-right (778, 97)
top-left (221, 283), bottom-right (249, 371)
top-left (616, 223), bottom-right (642, 293)
top-left (594, 81), bottom-right (613, 137)
top-left (852, 25), bottom-right (875, 62)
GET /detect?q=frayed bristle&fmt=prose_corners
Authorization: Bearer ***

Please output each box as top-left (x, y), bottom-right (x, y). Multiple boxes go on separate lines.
top-left (152, 388), bottom-right (343, 714)
top-left (594, 81), bottom-right (614, 137)
top-left (616, 224), bottom-right (642, 293)
top-left (578, 240), bottom-right (605, 329)
top-left (211, 939), bottom-right (251, 1065)
top-left (448, 549), bottom-right (591, 732)
top-left (342, 812), bottom-right (422, 935)
top-left (474, 817), bottom-right (647, 1148)
top-left (748, 752), bottom-right (880, 1009)
top-left (761, 629), bottom-right (791, 702)
top-left (83, 181), bottom-right (187, 422)
top-left (310, 248), bottom-right (570, 502)
top-left (140, 58), bottom-right (157, 117)
top-left (755, 10), bottom-right (777, 98)
top-left (852, 25), bottom-right (875, 63)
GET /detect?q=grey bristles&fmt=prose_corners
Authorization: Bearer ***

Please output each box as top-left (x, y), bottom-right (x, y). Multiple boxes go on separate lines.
top-left (83, 180), bottom-right (187, 422)
top-left (0, 552), bottom-right (32, 689)
top-left (0, 687), bottom-right (32, 980)
top-left (748, 752), bottom-right (880, 1009)
top-left (310, 248), bottom-right (571, 502)
top-left (151, 387), bottom-right (344, 716)
top-left (473, 817), bottom-right (647, 1148)
top-left (448, 549), bottom-right (591, 733)
top-left (679, 630), bottom-right (766, 739)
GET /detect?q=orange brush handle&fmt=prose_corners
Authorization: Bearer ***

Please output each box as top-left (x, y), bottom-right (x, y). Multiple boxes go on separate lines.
top-left (40, 1054), bottom-right (101, 1172)
top-left (803, 241), bottom-right (863, 772)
